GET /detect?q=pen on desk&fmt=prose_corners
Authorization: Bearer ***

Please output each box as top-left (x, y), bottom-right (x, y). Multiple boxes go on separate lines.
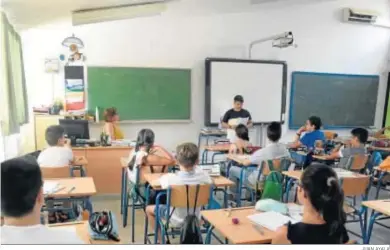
top-left (53, 186), bottom-right (66, 193)
top-left (253, 224), bottom-right (265, 235)
top-left (68, 186), bottom-right (76, 193)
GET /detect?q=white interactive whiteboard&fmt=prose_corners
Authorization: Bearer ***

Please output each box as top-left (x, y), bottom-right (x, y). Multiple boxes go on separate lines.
top-left (205, 58), bottom-right (287, 125)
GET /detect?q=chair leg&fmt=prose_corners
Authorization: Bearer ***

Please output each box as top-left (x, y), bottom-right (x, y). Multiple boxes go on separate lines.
top-left (123, 191), bottom-right (128, 228)
top-left (144, 213), bottom-right (149, 244)
top-left (131, 196), bottom-right (136, 243)
top-left (365, 212), bottom-right (381, 244)
top-left (121, 170), bottom-right (125, 215)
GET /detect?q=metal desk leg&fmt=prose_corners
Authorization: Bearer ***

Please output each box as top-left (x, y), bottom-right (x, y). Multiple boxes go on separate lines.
top-left (121, 168), bottom-right (126, 215)
top-left (224, 186), bottom-right (228, 208)
top-left (205, 225), bottom-right (215, 244)
top-left (375, 171), bottom-right (386, 200)
top-left (365, 212), bottom-right (382, 244)
top-left (144, 186), bottom-right (150, 244)
top-left (236, 168), bottom-right (245, 207)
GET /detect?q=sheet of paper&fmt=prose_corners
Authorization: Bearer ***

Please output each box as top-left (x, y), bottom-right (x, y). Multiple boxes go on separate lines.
top-left (43, 181), bottom-right (59, 194)
top-left (333, 168), bottom-right (355, 178)
top-left (247, 211), bottom-right (298, 231)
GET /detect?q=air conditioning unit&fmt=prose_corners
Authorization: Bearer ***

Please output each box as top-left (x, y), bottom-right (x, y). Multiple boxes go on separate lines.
top-left (72, 1), bottom-right (167, 26)
top-left (343, 8), bottom-right (378, 24)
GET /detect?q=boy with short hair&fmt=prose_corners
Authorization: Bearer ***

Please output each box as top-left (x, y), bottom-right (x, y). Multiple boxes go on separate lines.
top-left (1, 156), bottom-right (84, 244)
top-left (322, 127), bottom-right (368, 169)
top-left (37, 125), bottom-right (74, 167)
top-left (229, 122), bottom-right (290, 198)
top-left (145, 143), bottom-right (212, 239)
top-left (290, 116), bottom-right (326, 149)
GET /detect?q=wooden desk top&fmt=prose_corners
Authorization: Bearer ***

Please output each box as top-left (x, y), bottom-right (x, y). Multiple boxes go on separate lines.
top-left (373, 166), bottom-right (390, 173)
top-left (143, 173), bottom-right (234, 190)
top-left (73, 146), bottom-right (132, 151)
top-left (312, 155), bottom-right (328, 161)
top-left (203, 144), bottom-right (231, 152)
top-left (49, 221), bottom-right (122, 244)
top-left (370, 146), bottom-right (390, 152)
top-left (44, 177), bottom-right (97, 198)
top-left (226, 154), bottom-right (251, 165)
top-left (200, 130), bottom-right (227, 136)
top-left (282, 170), bottom-right (365, 180)
top-left (362, 200), bottom-right (390, 216)
top-left (201, 207), bottom-right (274, 244)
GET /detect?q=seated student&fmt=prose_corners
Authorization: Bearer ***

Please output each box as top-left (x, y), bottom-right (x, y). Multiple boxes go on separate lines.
top-left (229, 124), bottom-right (252, 154)
top-left (1, 156), bottom-right (84, 244)
top-left (373, 126), bottom-right (390, 139)
top-left (272, 163), bottom-right (349, 244)
top-left (37, 125), bottom-right (74, 167)
top-left (290, 116), bottom-right (326, 150)
top-left (241, 122), bottom-right (290, 187)
top-left (145, 143), bottom-right (212, 241)
top-left (128, 128), bottom-right (175, 184)
top-left (321, 128), bottom-right (368, 169)
top-left (227, 125), bottom-right (252, 197)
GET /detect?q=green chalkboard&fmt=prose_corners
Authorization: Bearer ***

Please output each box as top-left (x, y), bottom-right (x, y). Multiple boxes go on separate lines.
top-left (87, 66), bottom-right (191, 121)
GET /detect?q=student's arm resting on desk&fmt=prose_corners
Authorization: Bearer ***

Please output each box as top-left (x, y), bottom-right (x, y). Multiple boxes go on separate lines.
top-left (323, 148), bottom-right (342, 160)
top-left (272, 226), bottom-right (291, 244)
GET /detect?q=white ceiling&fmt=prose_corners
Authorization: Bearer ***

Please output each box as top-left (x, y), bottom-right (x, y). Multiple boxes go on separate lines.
top-left (2, 0), bottom-right (340, 30)
top-left (1, 0), bottom-right (163, 30)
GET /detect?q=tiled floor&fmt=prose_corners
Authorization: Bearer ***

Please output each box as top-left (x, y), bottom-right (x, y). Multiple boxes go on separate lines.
top-left (92, 186), bottom-right (390, 245)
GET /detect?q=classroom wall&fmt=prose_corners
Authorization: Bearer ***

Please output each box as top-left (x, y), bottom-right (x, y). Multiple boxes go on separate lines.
top-left (20, 0), bottom-right (390, 150)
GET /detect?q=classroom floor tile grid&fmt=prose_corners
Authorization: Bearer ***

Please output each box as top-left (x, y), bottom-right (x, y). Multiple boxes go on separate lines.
top-left (91, 186), bottom-right (390, 245)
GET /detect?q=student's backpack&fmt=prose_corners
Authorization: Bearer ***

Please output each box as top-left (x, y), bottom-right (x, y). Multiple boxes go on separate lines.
top-left (164, 185), bottom-right (203, 244)
top-left (261, 171), bottom-right (283, 201)
top-left (180, 185), bottom-right (203, 244)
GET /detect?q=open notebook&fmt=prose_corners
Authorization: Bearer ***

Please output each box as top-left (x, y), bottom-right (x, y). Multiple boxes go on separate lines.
top-left (43, 181), bottom-right (60, 195)
top-left (247, 211), bottom-right (299, 231)
top-left (199, 164), bottom-right (221, 177)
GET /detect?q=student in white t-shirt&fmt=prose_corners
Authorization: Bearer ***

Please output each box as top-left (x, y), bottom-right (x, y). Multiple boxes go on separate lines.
top-left (37, 125), bottom-right (74, 167)
top-left (145, 143), bottom-right (212, 242)
top-left (1, 156), bottom-right (84, 244)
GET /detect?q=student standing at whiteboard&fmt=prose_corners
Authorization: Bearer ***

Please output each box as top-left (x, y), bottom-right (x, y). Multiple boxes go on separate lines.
top-left (221, 95), bottom-right (253, 142)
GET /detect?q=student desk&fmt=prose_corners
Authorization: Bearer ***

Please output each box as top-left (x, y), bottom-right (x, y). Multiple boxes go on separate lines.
top-left (72, 146), bottom-right (132, 194)
top-left (143, 172), bottom-right (234, 244)
top-left (198, 130), bottom-right (227, 148)
top-left (373, 167), bottom-right (390, 199)
top-left (201, 207), bottom-right (275, 244)
top-left (43, 177), bottom-right (96, 214)
top-left (282, 170), bottom-right (366, 202)
top-left (202, 144), bottom-right (231, 164)
top-left (362, 200), bottom-right (390, 244)
top-left (49, 221), bottom-right (122, 244)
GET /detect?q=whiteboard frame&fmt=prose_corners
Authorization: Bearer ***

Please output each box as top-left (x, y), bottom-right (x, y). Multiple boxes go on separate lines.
top-left (205, 58), bottom-right (288, 126)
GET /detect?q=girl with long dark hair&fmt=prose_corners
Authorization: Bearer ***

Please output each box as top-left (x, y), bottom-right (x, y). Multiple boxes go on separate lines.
top-left (272, 163), bottom-right (349, 244)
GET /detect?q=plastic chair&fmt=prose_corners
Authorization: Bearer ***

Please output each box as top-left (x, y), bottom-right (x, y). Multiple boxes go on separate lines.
top-left (123, 163), bottom-right (169, 242)
top-left (344, 154), bottom-right (369, 172)
top-left (341, 175), bottom-right (371, 240)
top-left (145, 184), bottom-right (213, 244)
top-left (247, 157), bottom-right (291, 203)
